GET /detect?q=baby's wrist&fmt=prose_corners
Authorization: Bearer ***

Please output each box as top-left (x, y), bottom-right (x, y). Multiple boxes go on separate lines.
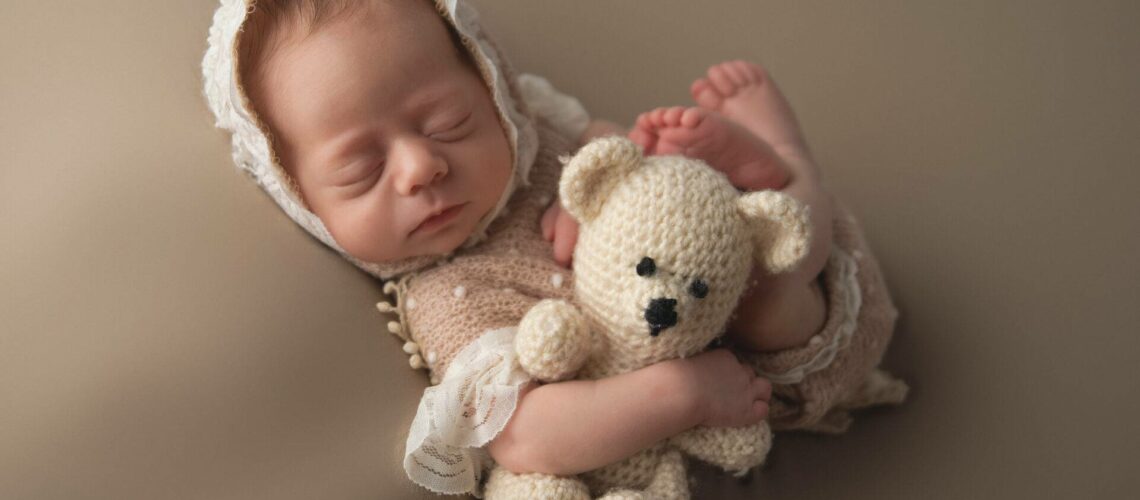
top-left (646, 358), bottom-right (705, 429)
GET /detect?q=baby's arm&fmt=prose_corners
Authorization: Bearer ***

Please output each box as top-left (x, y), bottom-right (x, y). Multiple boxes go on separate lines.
top-left (488, 349), bottom-right (771, 476)
top-left (487, 361), bottom-right (694, 475)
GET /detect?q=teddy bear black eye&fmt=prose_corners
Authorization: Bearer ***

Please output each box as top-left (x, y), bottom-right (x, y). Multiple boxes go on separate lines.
top-left (688, 279), bottom-right (709, 299)
top-left (636, 257), bottom-right (656, 277)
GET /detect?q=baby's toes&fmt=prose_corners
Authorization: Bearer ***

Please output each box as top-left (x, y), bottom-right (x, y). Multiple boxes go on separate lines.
top-left (627, 126), bottom-right (656, 152)
top-left (680, 106), bottom-right (709, 128)
top-left (729, 60), bottom-right (775, 87)
top-left (661, 106), bottom-right (688, 126)
top-left (707, 63), bottom-right (739, 96)
top-left (690, 78), bottom-right (723, 110)
top-left (724, 60), bottom-right (758, 85)
top-left (634, 109), bottom-right (658, 130)
top-left (638, 107), bottom-right (673, 128)
top-left (719, 60), bottom-right (751, 86)
top-left (738, 61), bottom-right (769, 84)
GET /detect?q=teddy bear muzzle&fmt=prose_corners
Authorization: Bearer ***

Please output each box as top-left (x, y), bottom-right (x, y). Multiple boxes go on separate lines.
top-left (645, 297), bottom-right (679, 336)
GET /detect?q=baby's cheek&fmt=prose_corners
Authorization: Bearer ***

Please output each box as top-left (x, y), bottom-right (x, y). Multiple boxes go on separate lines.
top-left (328, 203), bottom-right (401, 263)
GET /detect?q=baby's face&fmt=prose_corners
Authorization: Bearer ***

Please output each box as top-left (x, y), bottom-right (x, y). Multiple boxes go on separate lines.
top-left (254, 0), bottom-right (512, 264)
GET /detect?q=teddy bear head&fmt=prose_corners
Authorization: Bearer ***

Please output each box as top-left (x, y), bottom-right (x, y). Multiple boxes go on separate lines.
top-left (559, 137), bottom-right (810, 367)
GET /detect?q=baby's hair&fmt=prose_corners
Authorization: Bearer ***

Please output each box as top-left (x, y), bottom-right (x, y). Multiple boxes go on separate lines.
top-left (237, 0), bottom-right (472, 110)
top-left (236, 0), bottom-right (363, 99)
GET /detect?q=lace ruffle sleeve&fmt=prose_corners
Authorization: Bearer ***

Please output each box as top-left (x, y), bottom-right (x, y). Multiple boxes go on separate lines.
top-left (403, 327), bottom-right (530, 496)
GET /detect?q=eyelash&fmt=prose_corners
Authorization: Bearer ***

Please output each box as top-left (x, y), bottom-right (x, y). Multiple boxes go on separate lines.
top-left (428, 113), bottom-right (472, 142)
top-left (342, 161), bottom-right (383, 194)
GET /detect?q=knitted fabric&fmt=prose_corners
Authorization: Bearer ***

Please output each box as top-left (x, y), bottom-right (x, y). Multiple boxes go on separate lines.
top-left (553, 138), bottom-right (810, 379)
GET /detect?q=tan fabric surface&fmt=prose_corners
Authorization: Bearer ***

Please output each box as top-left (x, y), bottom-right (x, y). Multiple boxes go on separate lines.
top-left (2, 1), bottom-right (1139, 499)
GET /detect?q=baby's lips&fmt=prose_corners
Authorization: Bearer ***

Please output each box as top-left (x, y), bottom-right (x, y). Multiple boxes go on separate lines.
top-left (410, 202), bottom-right (465, 235)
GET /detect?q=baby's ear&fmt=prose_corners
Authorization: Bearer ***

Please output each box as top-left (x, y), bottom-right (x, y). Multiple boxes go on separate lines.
top-left (737, 191), bottom-right (811, 274)
top-left (559, 136), bottom-right (643, 223)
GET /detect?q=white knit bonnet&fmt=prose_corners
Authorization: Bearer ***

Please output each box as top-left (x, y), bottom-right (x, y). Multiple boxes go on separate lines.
top-left (202, 0), bottom-right (539, 279)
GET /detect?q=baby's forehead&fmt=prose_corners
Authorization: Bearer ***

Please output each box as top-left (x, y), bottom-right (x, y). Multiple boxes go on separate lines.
top-left (259, 10), bottom-right (477, 131)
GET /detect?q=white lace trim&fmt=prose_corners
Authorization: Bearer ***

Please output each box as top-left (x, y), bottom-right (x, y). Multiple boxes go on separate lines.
top-left (404, 327), bottom-right (530, 497)
top-left (757, 248), bottom-right (862, 385)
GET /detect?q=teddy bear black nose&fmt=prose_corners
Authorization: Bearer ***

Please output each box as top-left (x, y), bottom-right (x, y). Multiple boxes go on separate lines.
top-left (645, 298), bottom-right (678, 336)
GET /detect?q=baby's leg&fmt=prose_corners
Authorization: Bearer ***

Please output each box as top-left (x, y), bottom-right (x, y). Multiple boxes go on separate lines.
top-left (691, 61), bottom-right (835, 352)
top-left (690, 61), bottom-right (811, 167)
top-left (628, 106), bottom-right (790, 191)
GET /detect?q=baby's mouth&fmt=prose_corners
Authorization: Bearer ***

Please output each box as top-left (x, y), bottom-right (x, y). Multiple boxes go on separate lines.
top-left (412, 203), bottom-right (467, 235)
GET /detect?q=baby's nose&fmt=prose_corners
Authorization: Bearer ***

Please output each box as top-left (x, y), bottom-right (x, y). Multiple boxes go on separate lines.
top-left (645, 297), bottom-right (678, 337)
top-left (391, 137), bottom-right (447, 195)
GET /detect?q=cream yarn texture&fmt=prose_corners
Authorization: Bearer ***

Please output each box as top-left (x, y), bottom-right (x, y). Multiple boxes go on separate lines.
top-left (483, 137), bottom-right (811, 499)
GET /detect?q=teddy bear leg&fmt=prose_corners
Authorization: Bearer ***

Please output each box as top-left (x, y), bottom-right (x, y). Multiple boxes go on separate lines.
top-left (670, 423), bottom-right (772, 476)
top-left (643, 449), bottom-right (690, 500)
top-left (596, 490), bottom-right (646, 500)
top-left (597, 449), bottom-right (689, 500)
top-left (484, 466), bottom-right (590, 500)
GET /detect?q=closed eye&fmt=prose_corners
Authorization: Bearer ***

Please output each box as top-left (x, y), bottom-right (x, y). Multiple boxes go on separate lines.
top-left (428, 112), bottom-right (473, 142)
top-left (332, 159), bottom-right (384, 195)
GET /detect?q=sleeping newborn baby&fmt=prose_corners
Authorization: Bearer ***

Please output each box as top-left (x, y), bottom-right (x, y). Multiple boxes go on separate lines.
top-left (202, 0), bottom-right (907, 496)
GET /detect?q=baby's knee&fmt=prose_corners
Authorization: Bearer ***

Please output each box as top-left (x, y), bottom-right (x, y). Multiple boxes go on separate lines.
top-left (727, 276), bottom-right (826, 352)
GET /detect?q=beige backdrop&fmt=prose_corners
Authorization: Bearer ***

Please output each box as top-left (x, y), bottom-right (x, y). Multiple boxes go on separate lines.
top-left (2, 0), bottom-right (1138, 498)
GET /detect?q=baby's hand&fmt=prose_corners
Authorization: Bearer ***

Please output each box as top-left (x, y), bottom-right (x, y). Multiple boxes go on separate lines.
top-left (672, 349), bottom-right (771, 428)
top-left (541, 199), bottom-right (579, 268)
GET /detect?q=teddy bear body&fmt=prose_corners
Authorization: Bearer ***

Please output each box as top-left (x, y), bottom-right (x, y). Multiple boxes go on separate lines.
top-left (485, 137), bottom-right (810, 499)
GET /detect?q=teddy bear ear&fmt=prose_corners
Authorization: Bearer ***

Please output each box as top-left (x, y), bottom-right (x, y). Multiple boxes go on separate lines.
top-left (559, 136), bottom-right (643, 223)
top-left (737, 190), bottom-right (812, 274)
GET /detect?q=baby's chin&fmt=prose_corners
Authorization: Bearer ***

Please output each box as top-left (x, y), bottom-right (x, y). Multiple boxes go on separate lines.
top-left (405, 212), bottom-right (482, 258)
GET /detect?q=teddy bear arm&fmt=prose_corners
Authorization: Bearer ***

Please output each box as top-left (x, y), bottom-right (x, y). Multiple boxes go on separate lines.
top-left (669, 423), bottom-right (772, 476)
top-left (515, 299), bottom-right (593, 382)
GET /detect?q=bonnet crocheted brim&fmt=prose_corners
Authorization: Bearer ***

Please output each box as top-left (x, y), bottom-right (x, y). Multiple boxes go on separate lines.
top-left (202, 0), bottom-right (538, 280)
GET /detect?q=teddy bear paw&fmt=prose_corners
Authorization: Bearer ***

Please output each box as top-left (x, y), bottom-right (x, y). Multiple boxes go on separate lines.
top-left (515, 299), bottom-right (592, 381)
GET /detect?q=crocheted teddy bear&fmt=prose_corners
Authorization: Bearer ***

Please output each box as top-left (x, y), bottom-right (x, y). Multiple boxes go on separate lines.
top-left (484, 136), bottom-right (811, 499)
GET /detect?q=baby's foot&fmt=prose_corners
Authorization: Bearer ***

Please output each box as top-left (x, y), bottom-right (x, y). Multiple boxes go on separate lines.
top-left (629, 106), bottom-right (790, 190)
top-left (690, 61), bottom-right (811, 163)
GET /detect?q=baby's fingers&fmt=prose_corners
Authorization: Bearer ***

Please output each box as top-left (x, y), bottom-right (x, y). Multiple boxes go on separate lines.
top-left (752, 376), bottom-right (772, 402)
top-left (541, 201), bottom-right (559, 241)
top-left (752, 399), bottom-right (770, 421)
top-left (551, 209), bottom-right (579, 267)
